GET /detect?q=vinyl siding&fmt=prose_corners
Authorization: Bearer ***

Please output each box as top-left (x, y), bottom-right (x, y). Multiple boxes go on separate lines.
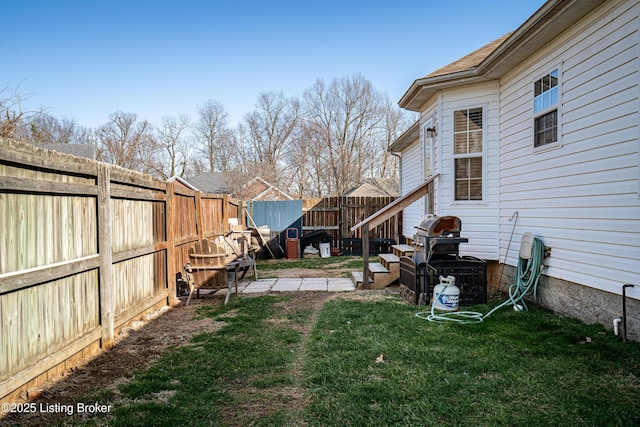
top-left (498, 0), bottom-right (640, 295)
top-left (400, 139), bottom-right (423, 239)
top-left (438, 81), bottom-right (501, 260)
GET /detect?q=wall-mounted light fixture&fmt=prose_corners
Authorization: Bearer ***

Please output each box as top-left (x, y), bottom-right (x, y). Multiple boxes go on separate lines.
top-left (425, 126), bottom-right (437, 138)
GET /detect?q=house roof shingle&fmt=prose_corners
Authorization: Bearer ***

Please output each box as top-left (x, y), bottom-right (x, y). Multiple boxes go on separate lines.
top-left (424, 33), bottom-right (512, 79)
top-left (187, 172), bottom-right (233, 194)
top-left (37, 143), bottom-right (96, 159)
top-left (343, 177), bottom-right (399, 198)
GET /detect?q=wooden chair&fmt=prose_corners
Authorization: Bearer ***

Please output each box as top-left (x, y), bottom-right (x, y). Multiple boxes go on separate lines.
top-left (186, 239), bottom-right (227, 305)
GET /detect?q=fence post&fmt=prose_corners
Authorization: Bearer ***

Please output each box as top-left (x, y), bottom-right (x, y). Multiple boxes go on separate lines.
top-left (362, 222), bottom-right (370, 290)
top-left (223, 194), bottom-right (229, 234)
top-left (195, 191), bottom-right (203, 240)
top-left (166, 182), bottom-right (178, 306)
top-left (97, 164), bottom-right (115, 350)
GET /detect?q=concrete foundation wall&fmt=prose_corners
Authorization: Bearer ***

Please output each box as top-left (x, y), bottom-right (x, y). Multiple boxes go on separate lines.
top-left (488, 262), bottom-right (639, 342)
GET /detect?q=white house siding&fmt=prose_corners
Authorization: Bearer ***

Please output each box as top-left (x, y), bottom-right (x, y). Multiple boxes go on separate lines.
top-left (498, 0), bottom-right (640, 296)
top-left (438, 82), bottom-right (501, 260)
top-left (422, 105), bottom-right (440, 215)
top-left (400, 139), bottom-right (423, 239)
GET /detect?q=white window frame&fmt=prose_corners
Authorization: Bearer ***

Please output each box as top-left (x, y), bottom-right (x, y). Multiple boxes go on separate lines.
top-left (452, 106), bottom-right (484, 202)
top-left (533, 64), bottom-right (563, 152)
top-left (422, 118), bottom-right (435, 214)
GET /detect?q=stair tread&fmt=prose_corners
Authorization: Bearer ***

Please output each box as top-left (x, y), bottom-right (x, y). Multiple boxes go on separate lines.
top-left (391, 244), bottom-right (414, 251)
top-left (379, 253), bottom-right (400, 263)
top-left (351, 271), bottom-right (374, 283)
top-left (369, 262), bottom-right (389, 274)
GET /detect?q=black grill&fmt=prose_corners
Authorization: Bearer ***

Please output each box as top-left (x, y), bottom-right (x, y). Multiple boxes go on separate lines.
top-left (414, 215), bottom-right (468, 260)
top-left (399, 215), bottom-right (487, 306)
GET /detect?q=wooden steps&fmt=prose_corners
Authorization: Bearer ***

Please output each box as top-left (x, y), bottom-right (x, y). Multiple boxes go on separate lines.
top-left (391, 244), bottom-right (414, 257)
top-left (351, 271), bottom-right (374, 287)
top-left (351, 253), bottom-right (402, 289)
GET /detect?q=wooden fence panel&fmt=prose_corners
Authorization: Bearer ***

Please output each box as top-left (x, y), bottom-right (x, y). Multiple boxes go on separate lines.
top-left (201, 196), bottom-right (224, 237)
top-left (0, 193), bottom-right (97, 274)
top-left (0, 270), bottom-right (100, 386)
top-left (113, 253), bottom-right (164, 317)
top-left (0, 138), bottom-right (261, 402)
top-left (302, 196), bottom-right (399, 248)
top-left (0, 139), bottom-right (173, 402)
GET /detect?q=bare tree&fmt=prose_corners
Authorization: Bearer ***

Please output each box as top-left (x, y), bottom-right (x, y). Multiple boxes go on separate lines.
top-left (375, 97), bottom-right (416, 179)
top-left (96, 111), bottom-right (159, 174)
top-left (303, 74), bottom-right (385, 195)
top-left (241, 91), bottom-right (301, 185)
top-left (27, 113), bottom-right (91, 145)
top-left (282, 120), bottom-right (327, 198)
top-left (0, 84), bottom-right (29, 140)
top-left (156, 114), bottom-right (192, 179)
top-left (193, 100), bottom-right (235, 172)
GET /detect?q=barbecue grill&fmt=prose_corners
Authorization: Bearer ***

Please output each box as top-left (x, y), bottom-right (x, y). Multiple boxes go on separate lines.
top-left (414, 215), bottom-right (468, 261)
top-left (400, 215), bottom-right (486, 306)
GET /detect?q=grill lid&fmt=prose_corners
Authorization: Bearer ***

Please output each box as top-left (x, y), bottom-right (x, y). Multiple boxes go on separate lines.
top-left (416, 215), bottom-right (462, 237)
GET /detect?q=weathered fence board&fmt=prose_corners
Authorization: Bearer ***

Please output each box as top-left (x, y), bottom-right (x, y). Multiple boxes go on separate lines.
top-left (0, 138), bottom-right (243, 403)
top-left (302, 196), bottom-right (400, 248)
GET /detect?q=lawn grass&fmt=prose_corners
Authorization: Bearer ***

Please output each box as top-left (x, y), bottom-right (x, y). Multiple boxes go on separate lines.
top-left (304, 298), bottom-right (640, 426)
top-left (256, 255), bottom-right (377, 271)
top-left (70, 294), bottom-right (639, 426)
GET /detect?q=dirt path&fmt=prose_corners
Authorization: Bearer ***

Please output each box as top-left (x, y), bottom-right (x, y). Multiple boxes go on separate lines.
top-left (0, 290), bottom-right (361, 426)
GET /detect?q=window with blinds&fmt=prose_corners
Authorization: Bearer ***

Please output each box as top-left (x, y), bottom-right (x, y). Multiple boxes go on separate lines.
top-left (453, 108), bottom-right (483, 201)
top-left (533, 69), bottom-right (559, 147)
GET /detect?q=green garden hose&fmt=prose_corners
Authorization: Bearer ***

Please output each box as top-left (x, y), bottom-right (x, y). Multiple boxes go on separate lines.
top-left (416, 236), bottom-right (546, 324)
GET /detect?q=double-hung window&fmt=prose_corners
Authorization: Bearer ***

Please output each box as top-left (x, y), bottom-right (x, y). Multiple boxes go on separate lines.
top-left (534, 69), bottom-right (559, 147)
top-left (453, 108), bottom-right (483, 201)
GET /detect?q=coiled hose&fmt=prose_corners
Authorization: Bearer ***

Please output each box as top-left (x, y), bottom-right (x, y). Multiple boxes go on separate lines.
top-left (416, 236), bottom-right (545, 324)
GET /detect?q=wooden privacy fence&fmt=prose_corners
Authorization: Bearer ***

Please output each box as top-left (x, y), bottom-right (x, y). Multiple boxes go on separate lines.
top-left (302, 197), bottom-right (400, 249)
top-left (0, 138), bottom-right (243, 402)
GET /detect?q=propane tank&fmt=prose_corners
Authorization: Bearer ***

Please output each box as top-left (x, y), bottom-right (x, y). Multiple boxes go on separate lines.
top-left (432, 275), bottom-right (460, 312)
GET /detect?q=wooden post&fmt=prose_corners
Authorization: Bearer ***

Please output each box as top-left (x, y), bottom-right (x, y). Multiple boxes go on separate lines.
top-left (393, 213), bottom-right (399, 245)
top-left (362, 222), bottom-right (370, 290)
top-left (195, 191), bottom-right (203, 240)
top-left (166, 183), bottom-right (178, 306)
top-left (97, 165), bottom-right (114, 350)
top-left (222, 194), bottom-right (229, 234)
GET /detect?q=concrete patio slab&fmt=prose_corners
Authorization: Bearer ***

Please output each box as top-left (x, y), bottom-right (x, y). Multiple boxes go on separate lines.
top-left (300, 278), bottom-right (328, 291)
top-left (271, 278), bottom-right (302, 291)
top-left (242, 279), bottom-right (277, 293)
top-left (237, 277), bottom-right (356, 294)
top-left (328, 278), bottom-right (356, 292)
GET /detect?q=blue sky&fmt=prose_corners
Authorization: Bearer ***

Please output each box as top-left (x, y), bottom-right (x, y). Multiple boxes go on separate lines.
top-left (2, 1), bottom-right (546, 128)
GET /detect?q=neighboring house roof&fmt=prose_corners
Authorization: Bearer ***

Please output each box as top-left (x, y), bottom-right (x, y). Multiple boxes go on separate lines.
top-left (37, 143), bottom-right (95, 159)
top-left (187, 172), bottom-right (233, 194)
top-left (240, 177), bottom-right (293, 201)
top-left (167, 175), bottom-right (199, 191)
top-left (343, 178), bottom-right (399, 198)
top-left (400, 0), bottom-right (605, 110)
